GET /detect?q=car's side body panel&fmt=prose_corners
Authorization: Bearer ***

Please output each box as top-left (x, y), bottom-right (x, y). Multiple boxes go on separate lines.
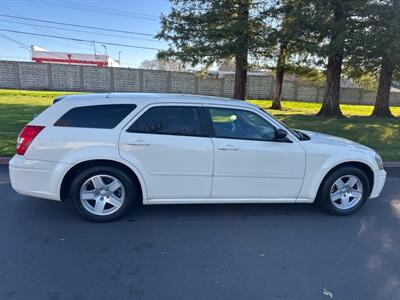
top-left (119, 102), bottom-right (215, 200)
top-left (9, 156), bottom-right (70, 200)
top-left (15, 94), bottom-right (150, 201)
top-left (202, 103), bottom-right (306, 200)
top-left (298, 141), bottom-right (380, 202)
top-left (210, 138), bottom-right (305, 200)
top-left (8, 93), bottom-right (387, 207)
top-left (120, 133), bottom-right (214, 200)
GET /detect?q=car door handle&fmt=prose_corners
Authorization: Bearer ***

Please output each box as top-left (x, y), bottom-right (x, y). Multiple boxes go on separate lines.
top-left (127, 140), bottom-right (151, 146)
top-left (218, 145), bottom-right (238, 150)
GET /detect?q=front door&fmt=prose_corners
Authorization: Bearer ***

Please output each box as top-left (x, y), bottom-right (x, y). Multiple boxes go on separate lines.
top-left (206, 106), bottom-right (305, 201)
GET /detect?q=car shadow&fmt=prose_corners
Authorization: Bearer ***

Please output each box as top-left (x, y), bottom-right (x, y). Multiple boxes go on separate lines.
top-left (12, 190), bottom-right (323, 224)
top-left (3, 173), bottom-right (398, 225)
top-left (126, 201), bottom-right (322, 221)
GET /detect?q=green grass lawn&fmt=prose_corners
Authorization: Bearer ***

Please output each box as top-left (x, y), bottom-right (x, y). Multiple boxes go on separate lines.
top-left (0, 89), bottom-right (81, 157)
top-left (0, 89), bottom-right (399, 160)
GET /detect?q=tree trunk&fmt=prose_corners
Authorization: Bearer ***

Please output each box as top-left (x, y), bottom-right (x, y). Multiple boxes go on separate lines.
top-left (372, 58), bottom-right (395, 118)
top-left (233, 53), bottom-right (248, 100)
top-left (233, 0), bottom-right (249, 100)
top-left (318, 3), bottom-right (345, 118)
top-left (318, 53), bottom-right (343, 117)
top-left (271, 43), bottom-right (287, 109)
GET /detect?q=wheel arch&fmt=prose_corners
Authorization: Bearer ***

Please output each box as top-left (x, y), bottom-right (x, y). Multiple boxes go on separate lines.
top-left (317, 161), bottom-right (374, 199)
top-left (60, 159), bottom-right (145, 202)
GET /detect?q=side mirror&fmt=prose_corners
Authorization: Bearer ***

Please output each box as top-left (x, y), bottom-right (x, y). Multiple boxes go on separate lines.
top-left (275, 129), bottom-right (288, 141)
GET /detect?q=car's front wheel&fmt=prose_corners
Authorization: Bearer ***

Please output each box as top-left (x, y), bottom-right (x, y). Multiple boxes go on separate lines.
top-left (69, 166), bottom-right (137, 222)
top-left (318, 166), bottom-right (370, 215)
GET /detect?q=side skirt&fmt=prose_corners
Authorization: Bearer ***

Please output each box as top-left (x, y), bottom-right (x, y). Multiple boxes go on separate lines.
top-left (143, 198), bottom-right (315, 205)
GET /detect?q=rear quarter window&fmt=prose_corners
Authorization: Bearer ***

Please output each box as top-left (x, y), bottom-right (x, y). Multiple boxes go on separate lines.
top-left (54, 104), bottom-right (136, 129)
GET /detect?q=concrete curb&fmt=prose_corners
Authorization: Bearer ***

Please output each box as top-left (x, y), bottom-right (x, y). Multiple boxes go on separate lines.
top-left (383, 161), bottom-right (400, 168)
top-left (0, 157), bottom-right (10, 166)
top-left (1, 156), bottom-right (400, 168)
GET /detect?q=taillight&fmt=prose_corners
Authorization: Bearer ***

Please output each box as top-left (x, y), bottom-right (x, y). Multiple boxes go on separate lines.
top-left (16, 125), bottom-right (45, 155)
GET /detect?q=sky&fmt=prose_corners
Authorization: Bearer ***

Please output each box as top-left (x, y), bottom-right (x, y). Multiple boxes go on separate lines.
top-left (0, 0), bottom-right (171, 67)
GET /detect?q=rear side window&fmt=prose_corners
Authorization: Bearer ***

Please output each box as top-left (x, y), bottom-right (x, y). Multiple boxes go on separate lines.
top-left (127, 106), bottom-right (205, 137)
top-left (54, 104), bottom-right (136, 129)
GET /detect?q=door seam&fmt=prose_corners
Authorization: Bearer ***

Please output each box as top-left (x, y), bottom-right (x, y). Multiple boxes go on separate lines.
top-left (209, 137), bottom-right (216, 198)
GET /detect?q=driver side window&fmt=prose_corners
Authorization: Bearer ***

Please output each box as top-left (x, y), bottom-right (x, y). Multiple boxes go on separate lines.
top-left (208, 107), bottom-right (276, 141)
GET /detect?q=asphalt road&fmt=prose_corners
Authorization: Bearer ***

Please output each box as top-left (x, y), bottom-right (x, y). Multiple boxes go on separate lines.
top-left (0, 166), bottom-right (399, 300)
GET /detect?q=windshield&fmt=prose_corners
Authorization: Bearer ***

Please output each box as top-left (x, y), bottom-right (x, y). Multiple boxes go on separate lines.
top-left (258, 107), bottom-right (305, 140)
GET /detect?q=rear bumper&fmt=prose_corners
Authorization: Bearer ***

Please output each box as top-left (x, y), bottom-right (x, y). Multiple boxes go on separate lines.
top-left (9, 155), bottom-right (71, 201)
top-left (370, 169), bottom-right (387, 199)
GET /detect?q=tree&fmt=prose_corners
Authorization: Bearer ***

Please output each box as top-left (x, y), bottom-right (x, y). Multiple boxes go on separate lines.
top-left (345, 0), bottom-right (400, 117)
top-left (317, 1), bottom-right (346, 117)
top-left (264, 0), bottom-right (306, 110)
top-left (270, 42), bottom-right (287, 109)
top-left (373, 58), bottom-right (395, 117)
top-left (233, 0), bottom-right (250, 100)
top-left (156, 0), bottom-right (266, 100)
top-left (369, 1), bottom-right (399, 117)
top-left (139, 58), bottom-right (186, 71)
top-left (284, 0), bottom-right (368, 117)
top-left (259, 0), bottom-right (335, 110)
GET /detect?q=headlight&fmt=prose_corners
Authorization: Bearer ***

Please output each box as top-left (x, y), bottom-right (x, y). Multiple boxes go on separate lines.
top-left (375, 154), bottom-right (384, 170)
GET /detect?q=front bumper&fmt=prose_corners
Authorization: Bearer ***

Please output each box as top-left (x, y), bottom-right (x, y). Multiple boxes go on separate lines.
top-left (9, 155), bottom-right (70, 201)
top-left (370, 169), bottom-right (387, 199)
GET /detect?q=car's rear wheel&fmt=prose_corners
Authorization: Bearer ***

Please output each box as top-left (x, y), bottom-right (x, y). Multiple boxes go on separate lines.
top-left (69, 166), bottom-right (137, 222)
top-left (318, 166), bottom-right (370, 215)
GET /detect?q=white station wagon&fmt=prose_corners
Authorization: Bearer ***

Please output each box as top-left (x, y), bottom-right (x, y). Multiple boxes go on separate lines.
top-left (9, 93), bottom-right (386, 221)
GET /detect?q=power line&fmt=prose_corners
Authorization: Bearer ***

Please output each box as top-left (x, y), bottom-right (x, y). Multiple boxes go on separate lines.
top-left (28, 0), bottom-right (159, 21)
top-left (0, 33), bottom-right (29, 48)
top-left (54, 0), bottom-right (159, 19)
top-left (0, 25), bottom-right (81, 59)
top-left (0, 4), bottom-right (91, 50)
top-left (0, 14), bottom-right (156, 37)
top-left (0, 30), bottom-right (69, 60)
top-left (0, 19), bottom-right (158, 42)
top-left (0, 28), bottom-right (161, 50)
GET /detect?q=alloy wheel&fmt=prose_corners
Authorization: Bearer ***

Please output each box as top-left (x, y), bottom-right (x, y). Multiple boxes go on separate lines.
top-left (79, 174), bottom-right (125, 216)
top-left (330, 175), bottom-right (364, 210)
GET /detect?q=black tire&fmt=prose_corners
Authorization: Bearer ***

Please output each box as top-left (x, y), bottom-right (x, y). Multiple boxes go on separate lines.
top-left (317, 166), bottom-right (370, 216)
top-left (69, 165), bottom-right (137, 222)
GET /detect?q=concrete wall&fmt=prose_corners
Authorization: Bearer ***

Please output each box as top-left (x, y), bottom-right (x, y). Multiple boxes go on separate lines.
top-left (1, 60), bottom-right (400, 106)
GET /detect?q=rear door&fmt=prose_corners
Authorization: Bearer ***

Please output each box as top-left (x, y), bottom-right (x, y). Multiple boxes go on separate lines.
top-left (119, 104), bottom-right (214, 200)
